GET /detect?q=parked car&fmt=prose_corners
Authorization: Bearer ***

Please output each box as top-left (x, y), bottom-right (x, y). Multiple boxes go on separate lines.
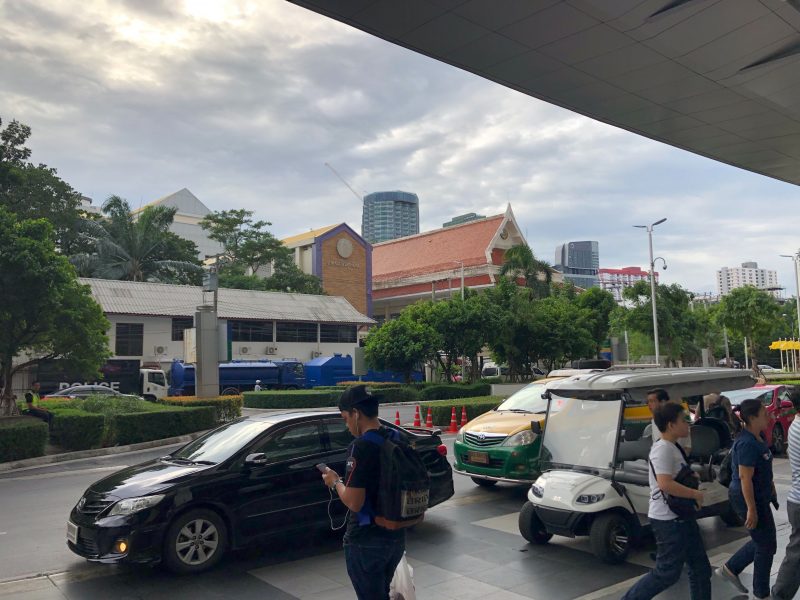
top-left (758, 364), bottom-right (780, 372)
top-left (725, 385), bottom-right (796, 454)
top-left (67, 412), bottom-right (454, 573)
top-left (44, 385), bottom-right (141, 400)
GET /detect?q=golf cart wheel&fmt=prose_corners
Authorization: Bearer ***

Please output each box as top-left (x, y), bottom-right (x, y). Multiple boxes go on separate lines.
top-left (719, 503), bottom-right (744, 527)
top-left (163, 509), bottom-right (227, 574)
top-left (771, 424), bottom-right (785, 455)
top-left (471, 477), bottom-right (497, 488)
top-left (519, 501), bottom-right (552, 545)
top-left (590, 513), bottom-right (633, 564)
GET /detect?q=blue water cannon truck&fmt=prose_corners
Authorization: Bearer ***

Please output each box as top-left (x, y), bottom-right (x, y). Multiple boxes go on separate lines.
top-left (168, 360), bottom-right (305, 396)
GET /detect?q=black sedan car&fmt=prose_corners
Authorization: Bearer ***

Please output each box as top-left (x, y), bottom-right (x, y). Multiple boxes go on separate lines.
top-left (67, 411), bottom-right (454, 573)
top-left (45, 385), bottom-right (140, 400)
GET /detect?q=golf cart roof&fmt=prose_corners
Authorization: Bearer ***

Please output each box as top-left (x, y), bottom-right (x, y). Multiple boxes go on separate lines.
top-left (546, 368), bottom-right (755, 400)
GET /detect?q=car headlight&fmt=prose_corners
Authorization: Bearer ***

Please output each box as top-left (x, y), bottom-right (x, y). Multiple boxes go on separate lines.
top-left (456, 427), bottom-right (465, 442)
top-left (108, 494), bottom-right (165, 516)
top-left (501, 429), bottom-right (537, 446)
top-left (531, 484), bottom-right (544, 498)
top-left (576, 494), bottom-right (605, 505)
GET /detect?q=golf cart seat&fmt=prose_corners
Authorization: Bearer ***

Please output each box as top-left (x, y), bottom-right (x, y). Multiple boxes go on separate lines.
top-left (614, 438), bottom-right (651, 485)
top-left (689, 425), bottom-right (721, 482)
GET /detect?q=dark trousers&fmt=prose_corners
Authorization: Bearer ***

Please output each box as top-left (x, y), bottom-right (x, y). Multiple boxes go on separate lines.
top-left (726, 491), bottom-right (776, 598)
top-left (344, 534), bottom-right (405, 600)
top-left (622, 518), bottom-right (711, 600)
top-left (773, 500), bottom-right (800, 599)
top-left (24, 407), bottom-right (53, 429)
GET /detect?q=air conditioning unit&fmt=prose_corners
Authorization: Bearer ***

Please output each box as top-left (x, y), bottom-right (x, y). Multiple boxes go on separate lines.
top-left (311, 350), bottom-right (323, 359)
top-left (154, 345), bottom-right (167, 355)
top-left (240, 346), bottom-right (250, 354)
top-left (265, 346), bottom-right (278, 355)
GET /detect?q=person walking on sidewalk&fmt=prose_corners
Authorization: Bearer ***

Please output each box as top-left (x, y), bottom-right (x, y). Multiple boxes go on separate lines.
top-left (320, 385), bottom-right (405, 600)
top-left (622, 403), bottom-right (710, 600)
top-left (771, 391), bottom-right (800, 599)
top-left (716, 398), bottom-right (776, 599)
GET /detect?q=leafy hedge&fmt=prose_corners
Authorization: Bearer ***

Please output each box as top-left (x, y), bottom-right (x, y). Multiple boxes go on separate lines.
top-left (51, 409), bottom-right (105, 450)
top-left (420, 396), bottom-right (503, 426)
top-left (160, 395), bottom-right (243, 422)
top-left (419, 383), bottom-right (492, 401)
top-left (335, 381), bottom-right (404, 388)
top-left (243, 390), bottom-right (339, 409)
top-left (0, 417), bottom-right (48, 462)
top-left (115, 407), bottom-right (216, 445)
top-left (375, 387), bottom-right (420, 403)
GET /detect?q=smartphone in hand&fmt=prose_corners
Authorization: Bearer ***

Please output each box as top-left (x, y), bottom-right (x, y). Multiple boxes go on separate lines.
top-left (316, 463), bottom-right (329, 473)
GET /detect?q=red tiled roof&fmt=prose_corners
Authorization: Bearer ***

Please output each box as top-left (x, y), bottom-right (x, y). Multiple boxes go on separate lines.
top-left (372, 215), bottom-right (504, 282)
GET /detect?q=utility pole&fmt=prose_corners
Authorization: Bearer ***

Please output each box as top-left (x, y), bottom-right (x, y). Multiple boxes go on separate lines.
top-left (634, 218), bottom-right (667, 365)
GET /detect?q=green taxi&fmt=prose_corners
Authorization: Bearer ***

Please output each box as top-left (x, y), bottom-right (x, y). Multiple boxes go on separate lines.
top-left (454, 378), bottom-right (562, 486)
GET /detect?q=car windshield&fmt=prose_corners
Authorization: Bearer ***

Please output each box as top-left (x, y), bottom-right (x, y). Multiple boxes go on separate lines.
top-left (170, 419), bottom-right (271, 464)
top-left (540, 397), bottom-right (623, 474)
top-left (497, 382), bottom-right (553, 413)
top-left (723, 388), bottom-right (766, 405)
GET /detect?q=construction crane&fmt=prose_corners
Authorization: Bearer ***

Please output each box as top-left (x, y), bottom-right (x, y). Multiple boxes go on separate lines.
top-left (324, 162), bottom-right (364, 203)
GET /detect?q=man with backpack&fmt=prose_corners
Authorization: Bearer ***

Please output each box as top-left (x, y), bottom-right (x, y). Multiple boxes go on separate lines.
top-left (321, 385), bottom-right (428, 600)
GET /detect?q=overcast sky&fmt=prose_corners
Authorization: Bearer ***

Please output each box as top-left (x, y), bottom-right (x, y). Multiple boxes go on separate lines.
top-left (2, 0), bottom-right (799, 294)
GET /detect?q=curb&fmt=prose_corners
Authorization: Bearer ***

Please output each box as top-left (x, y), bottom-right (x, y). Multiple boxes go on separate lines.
top-left (0, 431), bottom-right (208, 473)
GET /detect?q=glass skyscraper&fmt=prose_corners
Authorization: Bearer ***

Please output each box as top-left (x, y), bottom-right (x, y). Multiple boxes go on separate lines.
top-left (361, 191), bottom-right (420, 243)
top-left (554, 241), bottom-right (600, 289)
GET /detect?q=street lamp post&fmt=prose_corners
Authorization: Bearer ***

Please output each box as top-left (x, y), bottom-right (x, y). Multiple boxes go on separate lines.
top-left (780, 252), bottom-right (800, 342)
top-left (634, 218), bottom-right (667, 365)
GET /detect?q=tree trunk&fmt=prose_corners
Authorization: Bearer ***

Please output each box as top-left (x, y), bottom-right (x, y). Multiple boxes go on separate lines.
top-left (0, 361), bottom-right (20, 416)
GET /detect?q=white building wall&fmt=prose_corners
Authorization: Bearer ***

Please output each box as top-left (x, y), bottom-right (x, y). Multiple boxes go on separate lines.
top-left (716, 263), bottom-right (780, 297)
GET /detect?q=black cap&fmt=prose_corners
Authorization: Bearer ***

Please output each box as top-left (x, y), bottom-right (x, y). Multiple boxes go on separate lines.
top-left (338, 384), bottom-right (381, 411)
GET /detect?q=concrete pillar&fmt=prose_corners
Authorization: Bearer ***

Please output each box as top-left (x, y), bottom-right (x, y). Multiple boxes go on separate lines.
top-left (195, 305), bottom-right (219, 397)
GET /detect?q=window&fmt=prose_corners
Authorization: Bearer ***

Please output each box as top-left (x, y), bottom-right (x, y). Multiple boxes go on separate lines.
top-left (320, 324), bottom-right (357, 343)
top-left (276, 322), bottom-right (318, 343)
top-left (324, 419), bottom-right (354, 451)
top-left (148, 371), bottom-right (166, 386)
top-left (115, 323), bottom-right (143, 356)
top-left (171, 317), bottom-right (193, 341)
top-left (231, 320), bottom-right (273, 342)
top-left (256, 423), bottom-right (323, 463)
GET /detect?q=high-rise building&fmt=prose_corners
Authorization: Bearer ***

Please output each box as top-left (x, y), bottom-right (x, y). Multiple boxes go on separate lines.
top-left (361, 191), bottom-right (419, 244)
top-left (554, 241), bottom-right (599, 289)
top-left (717, 262), bottom-right (779, 297)
top-left (443, 212), bottom-right (486, 228)
top-left (599, 267), bottom-right (656, 303)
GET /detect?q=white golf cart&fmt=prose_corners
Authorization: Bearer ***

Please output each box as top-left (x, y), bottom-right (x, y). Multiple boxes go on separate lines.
top-left (518, 368), bottom-right (755, 563)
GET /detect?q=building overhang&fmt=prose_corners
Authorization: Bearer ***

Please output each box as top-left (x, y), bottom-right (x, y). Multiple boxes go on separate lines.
top-left (290, 0), bottom-right (800, 187)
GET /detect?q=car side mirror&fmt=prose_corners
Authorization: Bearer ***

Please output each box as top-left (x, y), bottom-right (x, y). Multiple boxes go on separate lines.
top-left (531, 421), bottom-right (542, 435)
top-left (781, 400), bottom-right (795, 410)
top-left (245, 453), bottom-right (268, 466)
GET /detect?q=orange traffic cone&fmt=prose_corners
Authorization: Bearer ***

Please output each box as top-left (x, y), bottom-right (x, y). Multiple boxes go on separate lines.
top-left (460, 406), bottom-right (468, 427)
top-left (413, 405), bottom-right (421, 427)
top-left (448, 407), bottom-right (458, 433)
top-left (394, 410), bottom-right (401, 426)
top-left (425, 407), bottom-right (433, 428)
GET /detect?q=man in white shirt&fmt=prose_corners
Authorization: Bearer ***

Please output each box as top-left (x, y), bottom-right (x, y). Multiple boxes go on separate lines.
top-left (643, 388), bottom-right (690, 451)
top-left (772, 392), bottom-right (800, 599)
top-left (253, 380), bottom-right (262, 392)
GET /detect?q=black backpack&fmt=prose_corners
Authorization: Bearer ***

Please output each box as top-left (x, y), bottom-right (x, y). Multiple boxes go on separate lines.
top-left (361, 429), bottom-right (431, 530)
top-left (718, 447), bottom-right (734, 487)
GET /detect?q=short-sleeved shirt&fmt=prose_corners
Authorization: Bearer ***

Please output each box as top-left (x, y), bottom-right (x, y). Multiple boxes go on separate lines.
top-left (648, 439), bottom-right (688, 520)
top-left (643, 419), bottom-right (691, 448)
top-left (729, 429), bottom-right (773, 506)
top-left (344, 427), bottom-right (403, 541)
top-left (787, 418), bottom-right (800, 505)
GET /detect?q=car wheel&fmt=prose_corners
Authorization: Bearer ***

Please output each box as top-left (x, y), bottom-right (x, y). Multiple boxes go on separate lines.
top-left (719, 502), bottom-right (744, 527)
top-left (163, 509), bottom-right (227, 574)
top-left (771, 424), bottom-right (785, 455)
top-left (590, 513), bottom-right (633, 564)
top-left (471, 477), bottom-right (497, 488)
top-left (518, 501), bottom-right (552, 545)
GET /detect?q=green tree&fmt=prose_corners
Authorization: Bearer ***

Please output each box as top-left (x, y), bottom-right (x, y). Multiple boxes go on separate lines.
top-left (535, 295), bottom-right (596, 371)
top-left (718, 286), bottom-right (780, 366)
top-left (0, 208), bottom-right (110, 415)
top-left (364, 315), bottom-right (439, 383)
top-left (500, 244), bottom-right (553, 299)
top-left (72, 196), bottom-right (202, 283)
top-left (575, 287), bottom-right (616, 355)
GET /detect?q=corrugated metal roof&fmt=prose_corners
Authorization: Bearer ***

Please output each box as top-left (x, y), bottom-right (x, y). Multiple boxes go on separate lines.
top-left (79, 278), bottom-right (374, 324)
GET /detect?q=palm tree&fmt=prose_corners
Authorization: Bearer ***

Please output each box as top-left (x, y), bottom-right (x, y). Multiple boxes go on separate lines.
top-left (500, 244), bottom-right (553, 299)
top-left (70, 196), bottom-right (202, 282)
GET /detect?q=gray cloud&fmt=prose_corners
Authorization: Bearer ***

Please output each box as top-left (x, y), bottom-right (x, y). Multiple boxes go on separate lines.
top-left (1, 0), bottom-right (798, 294)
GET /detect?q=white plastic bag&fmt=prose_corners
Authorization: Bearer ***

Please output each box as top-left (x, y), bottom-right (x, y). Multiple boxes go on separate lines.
top-left (389, 552), bottom-right (415, 600)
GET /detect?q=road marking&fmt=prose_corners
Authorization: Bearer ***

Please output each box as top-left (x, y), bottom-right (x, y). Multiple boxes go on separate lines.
top-left (0, 465), bottom-right (128, 482)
